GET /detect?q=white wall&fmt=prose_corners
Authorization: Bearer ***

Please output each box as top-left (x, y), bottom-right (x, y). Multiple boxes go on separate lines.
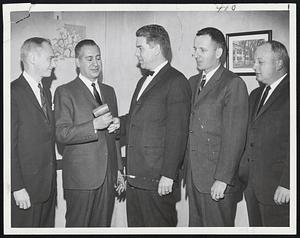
top-left (10, 10), bottom-right (289, 227)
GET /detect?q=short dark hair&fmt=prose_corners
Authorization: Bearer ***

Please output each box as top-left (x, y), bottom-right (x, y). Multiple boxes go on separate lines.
top-left (75, 39), bottom-right (100, 58)
top-left (21, 37), bottom-right (52, 63)
top-left (263, 40), bottom-right (289, 73)
top-left (196, 27), bottom-right (227, 61)
top-left (136, 24), bottom-right (172, 62)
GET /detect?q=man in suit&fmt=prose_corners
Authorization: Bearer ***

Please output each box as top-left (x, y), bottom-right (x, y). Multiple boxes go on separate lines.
top-left (239, 41), bottom-right (290, 226)
top-left (11, 37), bottom-right (57, 227)
top-left (54, 39), bottom-right (123, 227)
top-left (186, 27), bottom-right (249, 226)
top-left (119, 24), bottom-right (191, 227)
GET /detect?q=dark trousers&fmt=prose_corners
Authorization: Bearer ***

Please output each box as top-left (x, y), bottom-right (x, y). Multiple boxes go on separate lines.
top-left (244, 186), bottom-right (289, 227)
top-left (126, 184), bottom-right (177, 227)
top-left (64, 172), bottom-right (115, 227)
top-left (188, 182), bottom-right (238, 227)
top-left (11, 180), bottom-right (57, 227)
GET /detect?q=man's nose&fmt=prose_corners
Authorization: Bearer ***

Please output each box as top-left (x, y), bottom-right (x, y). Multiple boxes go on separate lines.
top-left (253, 61), bottom-right (258, 71)
top-left (193, 49), bottom-right (200, 58)
top-left (52, 58), bottom-right (57, 68)
top-left (92, 58), bottom-right (100, 66)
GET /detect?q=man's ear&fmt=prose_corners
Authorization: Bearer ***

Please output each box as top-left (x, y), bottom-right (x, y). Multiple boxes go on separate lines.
top-left (275, 59), bottom-right (284, 71)
top-left (75, 58), bottom-right (80, 68)
top-left (153, 43), bottom-right (161, 56)
top-left (216, 47), bottom-right (223, 60)
top-left (27, 51), bottom-right (36, 65)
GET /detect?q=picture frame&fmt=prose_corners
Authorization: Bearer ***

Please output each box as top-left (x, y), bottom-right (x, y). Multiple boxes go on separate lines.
top-left (226, 30), bottom-right (272, 75)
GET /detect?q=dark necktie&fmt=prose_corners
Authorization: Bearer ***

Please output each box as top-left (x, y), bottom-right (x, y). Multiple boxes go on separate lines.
top-left (38, 83), bottom-right (48, 120)
top-left (256, 85), bottom-right (271, 115)
top-left (197, 74), bottom-right (206, 95)
top-left (91, 83), bottom-right (103, 105)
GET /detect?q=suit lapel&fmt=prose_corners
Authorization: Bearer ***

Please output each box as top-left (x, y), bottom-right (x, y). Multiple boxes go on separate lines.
top-left (255, 75), bottom-right (289, 119)
top-left (19, 75), bottom-right (48, 120)
top-left (190, 74), bottom-right (201, 105)
top-left (138, 63), bottom-right (170, 101)
top-left (131, 63), bottom-right (171, 116)
top-left (251, 86), bottom-right (264, 122)
top-left (193, 66), bottom-right (224, 108)
top-left (127, 76), bottom-right (146, 117)
top-left (75, 77), bottom-right (99, 108)
top-left (98, 82), bottom-right (113, 107)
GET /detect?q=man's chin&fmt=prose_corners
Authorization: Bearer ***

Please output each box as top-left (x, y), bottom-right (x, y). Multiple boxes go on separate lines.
top-left (90, 73), bottom-right (100, 78)
top-left (197, 66), bottom-right (204, 71)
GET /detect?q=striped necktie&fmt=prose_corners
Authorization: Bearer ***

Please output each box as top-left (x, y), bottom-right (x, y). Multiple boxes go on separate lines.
top-left (91, 83), bottom-right (103, 105)
top-left (197, 74), bottom-right (206, 95)
top-left (38, 83), bottom-right (48, 120)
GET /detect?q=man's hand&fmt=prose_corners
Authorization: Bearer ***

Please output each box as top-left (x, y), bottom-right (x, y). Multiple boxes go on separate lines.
top-left (107, 117), bottom-right (120, 133)
top-left (115, 170), bottom-right (126, 195)
top-left (158, 176), bottom-right (173, 196)
top-left (274, 186), bottom-right (290, 205)
top-left (13, 188), bottom-right (31, 209)
top-left (93, 112), bottom-right (113, 130)
top-left (211, 180), bottom-right (227, 201)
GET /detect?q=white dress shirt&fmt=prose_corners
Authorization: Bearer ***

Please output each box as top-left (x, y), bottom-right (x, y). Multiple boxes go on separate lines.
top-left (137, 61), bottom-right (168, 100)
top-left (79, 73), bottom-right (102, 101)
top-left (202, 64), bottom-right (221, 86)
top-left (23, 71), bottom-right (42, 106)
top-left (263, 73), bottom-right (287, 105)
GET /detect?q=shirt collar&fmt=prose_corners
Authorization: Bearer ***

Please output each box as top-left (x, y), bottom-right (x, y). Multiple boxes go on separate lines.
top-left (269, 73), bottom-right (287, 90)
top-left (151, 61), bottom-right (168, 78)
top-left (23, 71), bottom-right (41, 88)
top-left (203, 64), bottom-right (221, 82)
top-left (79, 73), bottom-right (98, 88)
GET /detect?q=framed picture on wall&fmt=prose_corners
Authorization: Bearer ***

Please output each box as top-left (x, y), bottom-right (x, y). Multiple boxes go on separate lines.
top-left (226, 30), bottom-right (272, 75)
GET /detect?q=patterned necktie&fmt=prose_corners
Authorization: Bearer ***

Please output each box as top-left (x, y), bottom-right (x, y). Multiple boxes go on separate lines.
top-left (91, 83), bottom-right (103, 105)
top-left (197, 74), bottom-right (206, 95)
top-left (38, 83), bottom-right (48, 120)
top-left (256, 85), bottom-right (271, 115)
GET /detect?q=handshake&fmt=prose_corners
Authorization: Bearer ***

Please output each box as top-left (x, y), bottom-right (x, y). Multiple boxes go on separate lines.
top-left (92, 104), bottom-right (120, 133)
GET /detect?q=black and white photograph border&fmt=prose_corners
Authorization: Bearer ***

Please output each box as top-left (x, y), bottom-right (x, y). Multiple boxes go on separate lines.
top-left (3, 2), bottom-right (297, 235)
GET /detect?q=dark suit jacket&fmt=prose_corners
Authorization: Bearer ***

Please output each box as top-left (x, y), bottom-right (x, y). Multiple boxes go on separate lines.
top-left (187, 65), bottom-right (249, 194)
top-left (11, 75), bottom-right (56, 203)
top-left (120, 63), bottom-right (192, 190)
top-left (54, 77), bottom-right (119, 189)
top-left (239, 75), bottom-right (289, 205)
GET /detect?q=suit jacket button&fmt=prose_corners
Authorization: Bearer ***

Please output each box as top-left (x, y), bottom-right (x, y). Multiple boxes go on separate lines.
top-left (189, 130), bottom-right (193, 133)
top-left (250, 143), bottom-right (254, 147)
